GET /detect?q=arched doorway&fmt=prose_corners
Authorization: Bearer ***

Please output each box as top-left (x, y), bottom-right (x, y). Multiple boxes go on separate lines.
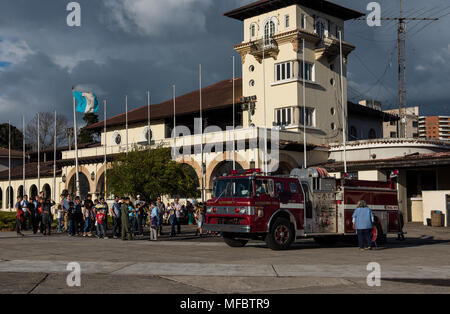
top-left (68, 172), bottom-right (90, 199)
top-left (42, 184), bottom-right (51, 200)
top-left (96, 173), bottom-right (111, 199)
top-left (209, 161), bottom-right (244, 191)
top-left (179, 164), bottom-right (200, 199)
top-left (273, 161), bottom-right (294, 175)
top-left (18, 186), bottom-right (24, 198)
top-left (6, 187), bottom-right (14, 209)
top-left (29, 185), bottom-right (38, 199)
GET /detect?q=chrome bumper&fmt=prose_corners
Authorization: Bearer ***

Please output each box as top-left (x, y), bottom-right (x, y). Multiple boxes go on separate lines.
top-left (203, 224), bottom-right (251, 233)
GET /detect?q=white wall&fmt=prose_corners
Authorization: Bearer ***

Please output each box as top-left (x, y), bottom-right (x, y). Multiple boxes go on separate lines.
top-left (422, 191), bottom-right (450, 227)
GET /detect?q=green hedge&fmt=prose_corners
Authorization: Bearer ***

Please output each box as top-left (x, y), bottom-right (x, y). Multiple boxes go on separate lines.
top-left (0, 212), bottom-right (17, 231)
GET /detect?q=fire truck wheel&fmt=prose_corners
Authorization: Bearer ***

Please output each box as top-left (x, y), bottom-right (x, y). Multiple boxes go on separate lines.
top-left (222, 234), bottom-right (249, 248)
top-left (375, 223), bottom-right (387, 245)
top-left (266, 218), bottom-right (295, 251)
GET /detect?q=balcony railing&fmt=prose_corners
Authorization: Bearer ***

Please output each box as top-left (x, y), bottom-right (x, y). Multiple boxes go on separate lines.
top-left (249, 38), bottom-right (279, 62)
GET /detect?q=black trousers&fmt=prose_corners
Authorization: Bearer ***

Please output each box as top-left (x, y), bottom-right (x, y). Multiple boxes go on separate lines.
top-left (41, 214), bottom-right (52, 235)
top-left (28, 212), bottom-right (36, 232)
top-left (113, 217), bottom-right (121, 237)
top-left (16, 217), bottom-right (23, 234)
top-left (176, 217), bottom-right (181, 234)
top-left (158, 215), bottom-right (164, 235)
top-left (33, 215), bottom-right (41, 234)
top-left (76, 213), bottom-right (83, 234)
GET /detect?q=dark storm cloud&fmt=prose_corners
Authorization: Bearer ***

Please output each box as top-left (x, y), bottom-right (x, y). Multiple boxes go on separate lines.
top-left (0, 0), bottom-right (449, 127)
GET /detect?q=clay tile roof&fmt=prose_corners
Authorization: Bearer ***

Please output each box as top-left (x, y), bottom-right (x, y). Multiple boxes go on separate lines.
top-left (0, 147), bottom-right (23, 158)
top-left (88, 78), bottom-right (243, 131)
top-left (0, 161), bottom-right (61, 181)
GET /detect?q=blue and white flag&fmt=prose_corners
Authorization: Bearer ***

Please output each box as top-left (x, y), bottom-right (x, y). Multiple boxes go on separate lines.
top-left (73, 91), bottom-right (99, 114)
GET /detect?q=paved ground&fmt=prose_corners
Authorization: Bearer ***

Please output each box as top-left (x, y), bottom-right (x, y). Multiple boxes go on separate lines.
top-left (0, 223), bottom-right (449, 294)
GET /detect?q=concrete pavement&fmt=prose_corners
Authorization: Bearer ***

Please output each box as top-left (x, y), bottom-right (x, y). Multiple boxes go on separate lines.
top-left (0, 223), bottom-right (449, 293)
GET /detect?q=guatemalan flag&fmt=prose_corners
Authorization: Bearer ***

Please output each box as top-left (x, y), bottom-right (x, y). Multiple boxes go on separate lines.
top-left (73, 91), bottom-right (99, 114)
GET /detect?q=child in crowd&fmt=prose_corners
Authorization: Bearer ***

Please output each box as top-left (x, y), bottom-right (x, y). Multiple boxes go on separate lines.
top-left (96, 210), bottom-right (107, 239)
top-left (57, 205), bottom-right (64, 233)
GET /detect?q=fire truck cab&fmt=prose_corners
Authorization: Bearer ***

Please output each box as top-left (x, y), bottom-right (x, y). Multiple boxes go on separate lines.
top-left (204, 168), bottom-right (403, 250)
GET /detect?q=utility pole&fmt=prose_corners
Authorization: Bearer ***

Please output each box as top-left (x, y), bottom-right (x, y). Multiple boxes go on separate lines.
top-left (359, 0), bottom-right (439, 138)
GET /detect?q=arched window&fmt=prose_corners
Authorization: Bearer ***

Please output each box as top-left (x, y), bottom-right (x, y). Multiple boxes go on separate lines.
top-left (369, 129), bottom-right (377, 139)
top-left (315, 18), bottom-right (326, 38)
top-left (264, 20), bottom-right (275, 46)
top-left (250, 24), bottom-right (256, 38)
top-left (349, 126), bottom-right (358, 141)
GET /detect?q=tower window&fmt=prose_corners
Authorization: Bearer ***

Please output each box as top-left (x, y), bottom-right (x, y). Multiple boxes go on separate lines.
top-left (285, 15), bottom-right (290, 28)
top-left (300, 107), bottom-right (315, 127)
top-left (275, 61), bottom-right (294, 81)
top-left (250, 24), bottom-right (256, 38)
top-left (264, 20), bottom-right (276, 46)
top-left (275, 107), bottom-right (293, 127)
top-left (299, 62), bottom-right (314, 81)
top-left (301, 14), bottom-right (306, 29)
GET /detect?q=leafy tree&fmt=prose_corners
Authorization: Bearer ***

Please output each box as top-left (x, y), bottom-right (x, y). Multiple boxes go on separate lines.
top-left (108, 147), bottom-right (200, 201)
top-left (79, 113), bottom-right (100, 144)
top-left (0, 123), bottom-right (24, 151)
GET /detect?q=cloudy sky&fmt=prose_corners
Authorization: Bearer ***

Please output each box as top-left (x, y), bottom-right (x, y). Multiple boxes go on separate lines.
top-left (0, 0), bottom-right (449, 127)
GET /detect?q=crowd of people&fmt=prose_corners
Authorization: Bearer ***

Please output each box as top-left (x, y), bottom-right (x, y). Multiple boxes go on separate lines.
top-left (14, 192), bottom-right (207, 241)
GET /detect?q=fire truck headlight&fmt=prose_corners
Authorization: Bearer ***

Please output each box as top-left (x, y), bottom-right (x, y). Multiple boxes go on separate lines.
top-left (239, 208), bottom-right (247, 215)
top-left (206, 207), bottom-right (212, 213)
top-left (258, 210), bottom-right (264, 218)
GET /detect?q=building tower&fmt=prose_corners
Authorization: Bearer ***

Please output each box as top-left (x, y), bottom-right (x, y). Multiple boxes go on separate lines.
top-left (225, 0), bottom-right (364, 146)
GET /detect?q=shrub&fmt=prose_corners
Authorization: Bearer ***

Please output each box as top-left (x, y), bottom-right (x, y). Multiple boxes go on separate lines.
top-left (0, 212), bottom-right (17, 231)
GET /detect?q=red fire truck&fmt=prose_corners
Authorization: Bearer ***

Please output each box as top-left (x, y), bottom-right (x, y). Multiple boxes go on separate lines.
top-left (204, 168), bottom-right (404, 250)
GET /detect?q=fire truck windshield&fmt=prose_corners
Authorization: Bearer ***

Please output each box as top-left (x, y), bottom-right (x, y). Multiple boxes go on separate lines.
top-left (213, 178), bottom-right (253, 199)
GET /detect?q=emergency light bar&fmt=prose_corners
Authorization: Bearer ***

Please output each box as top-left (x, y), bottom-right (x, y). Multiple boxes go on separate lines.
top-left (229, 169), bottom-right (262, 175)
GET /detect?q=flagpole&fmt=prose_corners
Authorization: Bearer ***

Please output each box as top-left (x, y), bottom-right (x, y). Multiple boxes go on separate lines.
top-left (147, 91), bottom-right (151, 147)
top-left (37, 113), bottom-right (41, 194)
top-left (126, 95), bottom-right (129, 154)
top-left (23, 115), bottom-right (26, 197)
top-left (53, 111), bottom-right (57, 203)
top-left (173, 85), bottom-right (176, 156)
top-left (8, 121), bottom-right (11, 211)
top-left (339, 30), bottom-right (348, 175)
top-left (302, 38), bottom-right (307, 169)
top-left (263, 43), bottom-right (268, 175)
top-left (199, 64), bottom-right (204, 203)
top-left (104, 100), bottom-right (107, 199)
top-left (73, 96), bottom-right (81, 197)
top-left (233, 56), bottom-right (236, 171)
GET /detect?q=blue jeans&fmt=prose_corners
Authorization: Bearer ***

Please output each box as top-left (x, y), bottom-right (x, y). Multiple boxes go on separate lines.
top-left (57, 218), bottom-right (63, 232)
top-left (96, 223), bottom-right (106, 238)
top-left (129, 216), bottom-right (136, 234)
top-left (357, 229), bottom-right (372, 249)
top-left (170, 219), bottom-right (176, 236)
top-left (84, 218), bottom-right (92, 233)
top-left (68, 219), bottom-right (77, 235)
